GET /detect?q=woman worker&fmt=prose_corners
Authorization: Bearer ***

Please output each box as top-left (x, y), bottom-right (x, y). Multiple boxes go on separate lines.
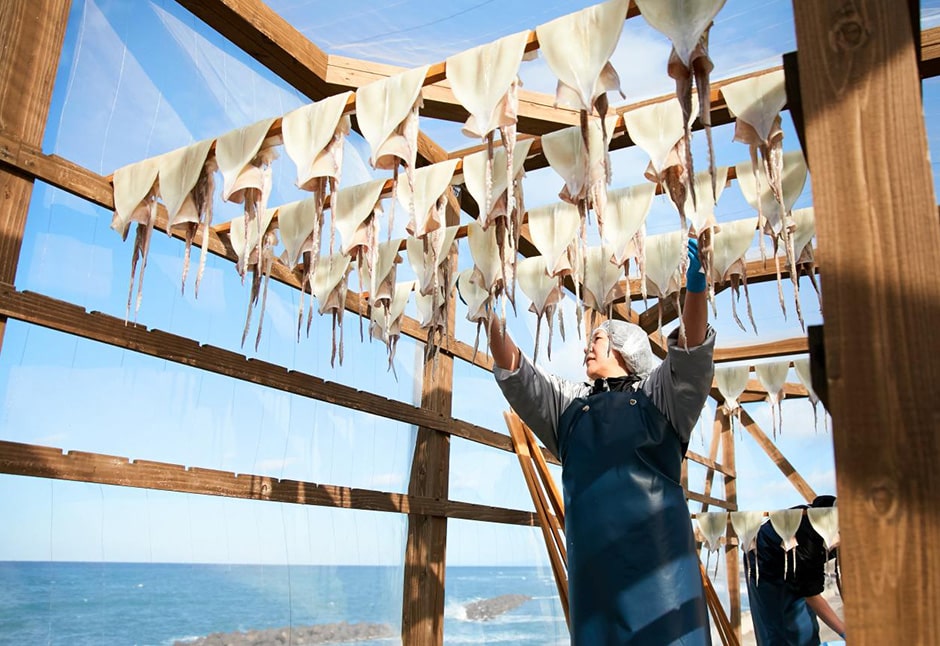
top-left (487, 240), bottom-right (715, 644)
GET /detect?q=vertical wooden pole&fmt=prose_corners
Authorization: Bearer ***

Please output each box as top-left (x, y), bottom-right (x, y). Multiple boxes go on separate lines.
top-left (0, 0), bottom-right (72, 353)
top-left (401, 209), bottom-right (458, 646)
top-left (793, 1), bottom-right (940, 643)
top-left (718, 408), bottom-right (740, 641)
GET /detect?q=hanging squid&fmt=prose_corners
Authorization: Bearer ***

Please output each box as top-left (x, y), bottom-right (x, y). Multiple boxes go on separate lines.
top-left (581, 244), bottom-right (626, 332)
top-left (369, 279), bottom-right (414, 378)
top-left (622, 96), bottom-right (698, 235)
top-left (446, 30), bottom-right (531, 217)
top-left (730, 510), bottom-right (766, 583)
top-left (467, 220), bottom-right (512, 327)
top-left (755, 360), bottom-right (791, 439)
top-left (364, 237), bottom-right (406, 366)
top-left (709, 216), bottom-right (759, 332)
top-left (536, 0), bottom-right (627, 147)
top-left (736, 149), bottom-right (808, 326)
top-left (714, 363), bottom-right (750, 423)
top-left (680, 166), bottom-right (729, 303)
top-left (229, 207), bottom-right (278, 350)
top-left (525, 201), bottom-right (581, 339)
top-left (356, 65), bottom-right (430, 235)
top-left (281, 91), bottom-right (353, 292)
top-left (602, 183), bottom-right (655, 301)
top-left (515, 256), bottom-right (567, 363)
top-left (769, 508), bottom-right (804, 579)
top-left (461, 139), bottom-right (533, 308)
top-left (696, 511), bottom-right (727, 575)
top-left (112, 157), bottom-right (160, 321)
top-left (790, 207), bottom-right (821, 306)
top-left (157, 138), bottom-right (216, 297)
top-left (331, 177), bottom-right (387, 339)
top-left (643, 229), bottom-right (686, 341)
top-left (215, 117), bottom-right (278, 279)
top-left (311, 251), bottom-right (353, 367)
top-left (793, 357), bottom-right (822, 432)
top-left (456, 268), bottom-right (494, 363)
top-left (277, 196), bottom-right (325, 340)
top-left (636, 0), bottom-right (728, 205)
top-left (406, 226), bottom-right (459, 357)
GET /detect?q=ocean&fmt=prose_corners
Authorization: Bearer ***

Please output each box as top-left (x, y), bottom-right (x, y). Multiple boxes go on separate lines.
top-left (0, 562), bottom-right (569, 645)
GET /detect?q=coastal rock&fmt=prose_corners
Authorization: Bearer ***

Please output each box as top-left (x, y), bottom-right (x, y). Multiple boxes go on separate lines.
top-left (464, 594), bottom-right (531, 621)
top-left (175, 621), bottom-right (395, 645)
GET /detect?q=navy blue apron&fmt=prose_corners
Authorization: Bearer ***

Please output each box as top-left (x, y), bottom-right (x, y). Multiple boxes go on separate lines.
top-left (558, 388), bottom-right (710, 645)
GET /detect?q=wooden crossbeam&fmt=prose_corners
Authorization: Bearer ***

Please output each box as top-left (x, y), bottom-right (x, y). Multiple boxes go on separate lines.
top-left (0, 282), bottom-right (560, 465)
top-left (0, 439), bottom-right (538, 526)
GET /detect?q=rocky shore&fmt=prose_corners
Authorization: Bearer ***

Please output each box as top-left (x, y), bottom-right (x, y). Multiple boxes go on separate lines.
top-left (175, 621), bottom-right (395, 645)
top-left (464, 594), bottom-right (532, 621)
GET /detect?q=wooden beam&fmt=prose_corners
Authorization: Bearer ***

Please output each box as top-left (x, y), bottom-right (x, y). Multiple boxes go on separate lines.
top-left (686, 490), bottom-right (736, 511)
top-left (0, 0), bottom-right (72, 352)
top-left (794, 2), bottom-right (940, 643)
top-left (402, 242), bottom-right (457, 646)
top-left (718, 407), bottom-right (742, 640)
top-left (0, 440), bottom-right (538, 526)
top-left (713, 337), bottom-right (809, 363)
top-left (0, 282), bottom-right (560, 466)
top-left (734, 405), bottom-right (816, 503)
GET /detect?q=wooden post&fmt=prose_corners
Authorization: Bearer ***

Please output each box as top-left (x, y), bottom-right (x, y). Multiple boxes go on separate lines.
top-left (401, 217), bottom-right (458, 645)
top-left (718, 408), bottom-right (741, 641)
top-left (793, 1), bottom-right (940, 643)
top-left (0, 0), bottom-right (71, 352)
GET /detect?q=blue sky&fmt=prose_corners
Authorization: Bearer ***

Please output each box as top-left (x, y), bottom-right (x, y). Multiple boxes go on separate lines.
top-left (1, 0), bottom-right (938, 576)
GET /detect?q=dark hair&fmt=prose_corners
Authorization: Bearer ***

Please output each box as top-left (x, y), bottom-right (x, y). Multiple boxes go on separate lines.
top-left (811, 495), bottom-right (836, 508)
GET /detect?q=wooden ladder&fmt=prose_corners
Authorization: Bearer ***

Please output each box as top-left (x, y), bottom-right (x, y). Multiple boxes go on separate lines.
top-left (505, 410), bottom-right (739, 645)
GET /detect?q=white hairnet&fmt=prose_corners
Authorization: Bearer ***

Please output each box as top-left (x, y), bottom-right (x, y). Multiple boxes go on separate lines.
top-left (596, 320), bottom-right (655, 378)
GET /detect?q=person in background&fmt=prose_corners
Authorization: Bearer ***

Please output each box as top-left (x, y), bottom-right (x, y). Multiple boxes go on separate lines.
top-left (487, 238), bottom-right (715, 644)
top-left (746, 495), bottom-right (846, 645)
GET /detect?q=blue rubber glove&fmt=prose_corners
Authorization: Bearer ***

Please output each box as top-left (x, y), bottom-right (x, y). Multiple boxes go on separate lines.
top-left (685, 237), bottom-right (706, 293)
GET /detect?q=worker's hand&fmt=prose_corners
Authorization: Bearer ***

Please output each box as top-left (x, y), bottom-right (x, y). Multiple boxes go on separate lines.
top-left (685, 237), bottom-right (706, 293)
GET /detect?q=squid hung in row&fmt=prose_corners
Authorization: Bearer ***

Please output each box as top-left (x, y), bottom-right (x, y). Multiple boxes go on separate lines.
top-left (277, 196), bottom-right (324, 340)
top-left (515, 256), bottom-right (567, 363)
top-left (230, 207), bottom-right (278, 350)
top-left (582, 245), bottom-right (625, 332)
top-left (755, 360), bottom-right (790, 439)
top-left (158, 138), bottom-right (216, 297)
top-left (467, 219), bottom-right (514, 332)
top-left (112, 157), bottom-right (160, 321)
top-left (311, 251), bottom-right (352, 367)
top-left (602, 183), bottom-right (655, 301)
top-left (696, 511), bottom-right (727, 575)
top-left (714, 364), bottom-right (750, 423)
top-left (401, 158), bottom-right (460, 239)
top-left (525, 201), bottom-right (580, 340)
top-left (332, 178), bottom-right (386, 340)
top-left (407, 226), bottom-right (458, 357)
top-left (461, 139), bottom-right (533, 308)
top-left (281, 91), bottom-right (353, 285)
top-left (636, 0), bottom-right (727, 205)
top-left (736, 149), bottom-right (808, 327)
top-left (536, 0), bottom-right (627, 146)
top-left (446, 30), bottom-right (531, 217)
top-left (369, 279), bottom-right (414, 379)
top-left (216, 117), bottom-right (278, 278)
top-left (356, 65), bottom-right (429, 236)
top-left (709, 216), bottom-right (758, 333)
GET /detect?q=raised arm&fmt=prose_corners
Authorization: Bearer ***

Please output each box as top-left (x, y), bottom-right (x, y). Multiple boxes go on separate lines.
top-left (682, 235), bottom-right (708, 348)
top-left (487, 313), bottom-right (520, 371)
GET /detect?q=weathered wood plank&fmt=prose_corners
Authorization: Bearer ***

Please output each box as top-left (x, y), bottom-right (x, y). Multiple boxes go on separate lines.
top-left (0, 440), bottom-right (538, 526)
top-left (794, 2), bottom-right (940, 643)
top-left (713, 337), bottom-right (809, 363)
top-left (719, 407), bottom-right (741, 639)
top-left (0, 282), bottom-right (561, 466)
top-left (0, 0), bottom-right (72, 352)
